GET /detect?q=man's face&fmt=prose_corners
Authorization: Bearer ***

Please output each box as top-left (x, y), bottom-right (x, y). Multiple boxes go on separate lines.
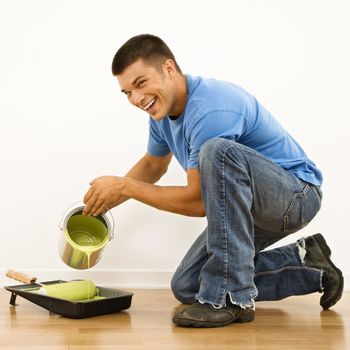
top-left (117, 59), bottom-right (178, 121)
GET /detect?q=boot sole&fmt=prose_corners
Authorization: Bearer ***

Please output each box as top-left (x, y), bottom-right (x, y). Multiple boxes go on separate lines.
top-left (172, 310), bottom-right (255, 328)
top-left (313, 233), bottom-right (344, 309)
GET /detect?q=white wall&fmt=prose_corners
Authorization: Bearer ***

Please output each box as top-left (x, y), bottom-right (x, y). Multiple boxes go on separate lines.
top-left (1, 0), bottom-right (349, 289)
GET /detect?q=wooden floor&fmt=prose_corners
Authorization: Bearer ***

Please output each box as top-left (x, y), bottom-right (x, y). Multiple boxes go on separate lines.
top-left (0, 288), bottom-right (349, 350)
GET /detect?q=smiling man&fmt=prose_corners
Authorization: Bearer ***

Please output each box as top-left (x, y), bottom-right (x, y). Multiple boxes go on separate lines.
top-left (83, 34), bottom-right (343, 328)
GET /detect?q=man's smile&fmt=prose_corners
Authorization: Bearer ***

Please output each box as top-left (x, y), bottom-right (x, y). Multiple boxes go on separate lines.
top-left (143, 97), bottom-right (157, 113)
top-left (143, 98), bottom-right (156, 110)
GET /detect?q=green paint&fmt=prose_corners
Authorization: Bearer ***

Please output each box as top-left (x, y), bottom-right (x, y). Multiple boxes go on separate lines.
top-left (66, 215), bottom-right (108, 249)
top-left (29, 280), bottom-right (107, 301)
top-left (65, 215), bottom-right (109, 268)
top-left (30, 289), bottom-right (106, 301)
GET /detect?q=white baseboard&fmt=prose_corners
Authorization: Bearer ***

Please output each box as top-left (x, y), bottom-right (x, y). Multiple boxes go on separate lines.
top-left (1, 270), bottom-right (349, 291)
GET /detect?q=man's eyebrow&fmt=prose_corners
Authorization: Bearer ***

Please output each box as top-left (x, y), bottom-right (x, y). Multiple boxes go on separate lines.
top-left (121, 75), bottom-right (146, 93)
top-left (132, 75), bottom-right (146, 86)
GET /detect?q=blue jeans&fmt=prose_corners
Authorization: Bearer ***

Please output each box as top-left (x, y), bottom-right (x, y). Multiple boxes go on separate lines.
top-left (171, 138), bottom-right (323, 307)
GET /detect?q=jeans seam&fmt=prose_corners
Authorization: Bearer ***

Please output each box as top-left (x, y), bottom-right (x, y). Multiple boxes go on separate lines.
top-left (310, 185), bottom-right (323, 207)
top-left (220, 144), bottom-right (231, 300)
top-left (255, 265), bottom-right (320, 277)
top-left (283, 183), bottom-right (311, 232)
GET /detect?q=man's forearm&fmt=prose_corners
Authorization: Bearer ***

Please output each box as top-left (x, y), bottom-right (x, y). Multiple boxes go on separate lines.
top-left (122, 177), bottom-right (205, 217)
top-left (116, 153), bottom-right (171, 206)
top-left (125, 156), bottom-right (165, 184)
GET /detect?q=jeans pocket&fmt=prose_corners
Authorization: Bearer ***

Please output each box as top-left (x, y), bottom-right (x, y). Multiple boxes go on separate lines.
top-left (283, 184), bottom-right (320, 233)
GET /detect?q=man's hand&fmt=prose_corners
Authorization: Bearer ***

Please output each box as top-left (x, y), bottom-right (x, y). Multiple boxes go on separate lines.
top-left (83, 176), bottom-right (126, 216)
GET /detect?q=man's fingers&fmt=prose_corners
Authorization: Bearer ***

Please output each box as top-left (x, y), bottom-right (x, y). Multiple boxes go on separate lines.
top-left (83, 187), bottom-right (94, 204)
top-left (94, 203), bottom-right (109, 217)
top-left (88, 197), bottom-right (106, 217)
top-left (83, 176), bottom-right (118, 215)
top-left (83, 193), bottom-right (99, 215)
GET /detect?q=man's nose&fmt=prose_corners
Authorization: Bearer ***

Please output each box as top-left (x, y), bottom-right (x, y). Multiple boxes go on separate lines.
top-left (132, 91), bottom-right (145, 106)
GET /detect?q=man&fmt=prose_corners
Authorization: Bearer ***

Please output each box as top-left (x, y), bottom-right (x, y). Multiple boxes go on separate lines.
top-left (83, 34), bottom-right (343, 328)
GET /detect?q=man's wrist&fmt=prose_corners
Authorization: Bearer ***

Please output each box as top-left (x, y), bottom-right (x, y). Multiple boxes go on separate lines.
top-left (120, 176), bottom-right (132, 198)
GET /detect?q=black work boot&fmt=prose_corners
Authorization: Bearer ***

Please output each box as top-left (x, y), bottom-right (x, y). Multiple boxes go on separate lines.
top-left (303, 233), bottom-right (343, 309)
top-left (172, 301), bottom-right (255, 328)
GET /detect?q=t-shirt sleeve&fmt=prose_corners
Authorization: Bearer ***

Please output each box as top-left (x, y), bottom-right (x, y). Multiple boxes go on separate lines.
top-left (187, 110), bottom-right (246, 169)
top-left (147, 118), bottom-right (171, 156)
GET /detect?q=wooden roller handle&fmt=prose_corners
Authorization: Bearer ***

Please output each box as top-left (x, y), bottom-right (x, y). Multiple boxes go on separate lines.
top-left (6, 270), bottom-right (37, 284)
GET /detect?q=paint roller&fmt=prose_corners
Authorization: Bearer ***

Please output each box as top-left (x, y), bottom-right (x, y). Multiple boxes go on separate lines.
top-left (6, 270), bottom-right (99, 300)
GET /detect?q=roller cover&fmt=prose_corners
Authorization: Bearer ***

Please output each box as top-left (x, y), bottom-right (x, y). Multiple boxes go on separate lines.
top-left (38, 280), bottom-right (98, 300)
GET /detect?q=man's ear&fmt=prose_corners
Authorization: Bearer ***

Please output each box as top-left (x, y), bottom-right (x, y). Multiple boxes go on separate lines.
top-left (164, 59), bottom-right (176, 78)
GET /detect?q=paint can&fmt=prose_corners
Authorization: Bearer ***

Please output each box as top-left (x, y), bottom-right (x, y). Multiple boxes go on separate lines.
top-left (58, 202), bottom-right (115, 269)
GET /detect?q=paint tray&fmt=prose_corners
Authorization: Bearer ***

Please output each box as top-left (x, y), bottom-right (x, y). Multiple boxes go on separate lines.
top-left (4, 280), bottom-right (133, 319)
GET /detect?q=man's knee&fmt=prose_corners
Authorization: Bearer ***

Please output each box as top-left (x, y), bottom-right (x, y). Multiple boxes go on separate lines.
top-left (198, 138), bottom-right (240, 172)
top-left (171, 271), bottom-right (195, 304)
top-left (170, 273), bottom-right (181, 300)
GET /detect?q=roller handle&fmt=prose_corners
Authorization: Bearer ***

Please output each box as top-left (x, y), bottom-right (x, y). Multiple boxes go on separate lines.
top-left (6, 270), bottom-right (37, 284)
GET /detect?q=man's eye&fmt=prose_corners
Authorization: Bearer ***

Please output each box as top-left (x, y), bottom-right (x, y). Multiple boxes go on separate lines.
top-left (137, 80), bottom-right (146, 88)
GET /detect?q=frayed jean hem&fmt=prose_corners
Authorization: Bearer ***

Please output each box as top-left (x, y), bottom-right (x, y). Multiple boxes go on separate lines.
top-left (196, 290), bottom-right (257, 310)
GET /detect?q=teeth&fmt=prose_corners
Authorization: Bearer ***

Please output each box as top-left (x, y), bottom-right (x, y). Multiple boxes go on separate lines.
top-left (144, 98), bottom-right (155, 111)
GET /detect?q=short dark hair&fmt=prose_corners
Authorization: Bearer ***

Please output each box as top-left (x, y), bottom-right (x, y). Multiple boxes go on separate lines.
top-left (111, 34), bottom-right (182, 75)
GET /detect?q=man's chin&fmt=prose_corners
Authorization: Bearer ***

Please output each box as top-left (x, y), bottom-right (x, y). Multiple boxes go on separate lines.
top-left (150, 113), bottom-right (166, 121)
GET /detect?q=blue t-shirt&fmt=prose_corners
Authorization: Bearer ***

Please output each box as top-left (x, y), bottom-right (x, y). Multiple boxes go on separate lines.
top-left (147, 75), bottom-right (322, 186)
